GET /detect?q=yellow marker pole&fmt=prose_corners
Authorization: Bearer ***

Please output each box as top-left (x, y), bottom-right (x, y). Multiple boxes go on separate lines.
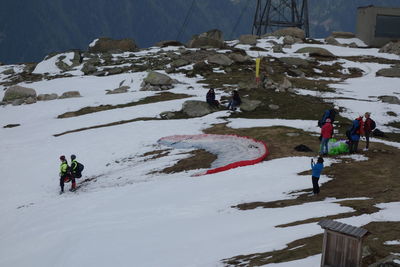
top-left (255, 58), bottom-right (261, 84)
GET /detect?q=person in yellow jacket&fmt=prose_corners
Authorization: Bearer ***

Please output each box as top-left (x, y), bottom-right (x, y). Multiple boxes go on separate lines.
top-left (59, 155), bottom-right (75, 193)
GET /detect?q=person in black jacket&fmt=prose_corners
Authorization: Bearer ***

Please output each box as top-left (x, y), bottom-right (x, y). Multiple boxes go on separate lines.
top-left (228, 90), bottom-right (241, 111)
top-left (206, 88), bottom-right (219, 108)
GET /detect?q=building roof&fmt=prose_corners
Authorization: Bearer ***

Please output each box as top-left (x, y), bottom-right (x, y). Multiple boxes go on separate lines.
top-left (318, 219), bottom-right (369, 239)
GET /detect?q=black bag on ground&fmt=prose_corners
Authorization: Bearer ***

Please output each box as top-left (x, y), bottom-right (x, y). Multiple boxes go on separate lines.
top-left (294, 144), bottom-right (313, 152)
top-left (372, 128), bottom-right (385, 137)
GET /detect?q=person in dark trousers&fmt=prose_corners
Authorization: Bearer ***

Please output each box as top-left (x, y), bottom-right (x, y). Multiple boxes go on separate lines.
top-left (318, 108), bottom-right (337, 128)
top-left (347, 116), bottom-right (364, 153)
top-left (206, 88), bottom-right (219, 108)
top-left (227, 90), bottom-right (241, 111)
top-left (363, 112), bottom-right (376, 151)
top-left (69, 154), bottom-right (79, 191)
top-left (59, 155), bottom-right (70, 194)
top-left (320, 118), bottom-right (333, 155)
top-left (311, 157), bottom-right (324, 195)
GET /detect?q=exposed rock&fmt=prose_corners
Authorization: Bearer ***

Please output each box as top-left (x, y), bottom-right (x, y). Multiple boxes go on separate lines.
top-left (25, 97), bottom-right (36, 104)
top-left (37, 93), bottom-right (58, 101)
top-left (106, 67), bottom-right (123, 75)
top-left (331, 31), bottom-right (355, 38)
top-left (106, 86), bottom-right (130, 95)
top-left (376, 67), bottom-right (400, 78)
top-left (240, 99), bottom-right (262, 112)
top-left (2, 68), bottom-right (15, 75)
top-left (155, 40), bottom-right (184, 48)
top-left (207, 54), bottom-right (233, 66)
top-left (325, 36), bottom-right (340, 46)
top-left (288, 69), bottom-right (306, 78)
top-left (182, 100), bottom-right (216, 117)
top-left (378, 95), bottom-right (400, 105)
top-left (348, 42), bottom-right (358, 48)
top-left (295, 47), bottom-right (335, 57)
top-left (283, 35), bottom-right (296, 45)
top-left (279, 57), bottom-right (309, 67)
top-left (3, 124), bottom-right (20, 128)
top-left (239, 34), bottom-right (258, 45)
top-left (279, 77), bottom-right (292, 90)
top-left (160, 111), bottom-right (176, 119)
top-left (268, 27), bottom-right (305, 39)
top-left (187, 29), bottom-right (225, 49)
top-left (229, 53), bottom-right (252, 63)
top-left (273, 44), bottom-right (284, 53)
top-left (3, 85), bottom-right (37, 102)
top-left (81, 63), bottom-right (97, 75)
top-left (88, 37), bottom-right (138, 53)
top-left (143, 71), bottom-right (173, 86)
top-left (12, 99), bottom-right (25, 106)
top-left (269, 104), bottom-right (280, 110)
top-left (55, 52), bottom-right (81, 71)
top-left (59, 91), bottom-right (81, 99)
top-left (193, 61), bottom-right (213, 73)
top-left (171, 59), bottom-right (190, 68)
top-left (379, 41), bottom-right (400, 55)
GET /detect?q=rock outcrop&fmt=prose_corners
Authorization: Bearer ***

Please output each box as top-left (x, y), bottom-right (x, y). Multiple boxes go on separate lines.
top-left (187, 29), bottom-right (225, 49)
top-left (295, 47), bottom-right (334, 57)
top-left (88, 37), bottom-right (138, 53)
top-left (3, 85), bottom-right (37, 102)
top-left (268, 27), bottom-right (305, 39)
top-left (378, 95), bottom-right (400, 105)
top-left (59, 91), bottom-right (81, 99)
top-left (240, 99), bottom-right (262, 112)
top-left (37, 93), bottom-right (58, 101)
top-left (376, 67), bottom-right (400, 78)
top-left (106, 86), bottom-right (130, 95)
top-left (239, 35), bottom-right (258, 45)
top-left (141, 71), bottom-right (175, 91)
top-left (379, 41), bottom-right (400, 56)
top-left (155, 40), bottom-right (184, 48)
top-left (182, 100), bottom-right (216, 117)
top-left (207, 54), bottom-right (233, 66)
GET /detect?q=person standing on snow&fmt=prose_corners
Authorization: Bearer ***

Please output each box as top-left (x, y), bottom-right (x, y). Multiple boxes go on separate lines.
top-left (347, 116), bottom-right (364, 153)
top-left (320, 118), bottom-right (333, 155)
top-left (363, 112), bottom-right (376, 151)
top-left (59, 155), bottom-right (70, 194)
top-left (227, 90), bottom-right (241, 111)
top-left (311, 157), bottom-right (324, 195)
top-left (69, 154), bottom-right (79, 191)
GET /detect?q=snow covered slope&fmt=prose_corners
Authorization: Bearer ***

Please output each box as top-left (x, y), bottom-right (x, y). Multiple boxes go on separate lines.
top-left (0, 36), bottom-right (400, 267)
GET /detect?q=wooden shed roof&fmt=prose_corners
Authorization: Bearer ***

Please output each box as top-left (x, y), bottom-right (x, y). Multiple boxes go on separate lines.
top-left (318, 219), bottom-right (369, 239)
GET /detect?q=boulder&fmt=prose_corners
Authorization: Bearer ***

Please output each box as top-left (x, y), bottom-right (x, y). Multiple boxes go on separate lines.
top-left (155, 40), bottom-right (184, 48)
top-left (187, 29), bottom-right (225, 49)
top-left (283, 35), bottom-right (296, 45)
top-left (106, 67), bottom-right (123, 75)
top-left (2, 68), bottom-right (15, 75)
top-left (239, 34), bottom-right (258, 45)
top-left (325, 36), bottom-right (340, 46)
top-left (229, 53), bottom-right (252, 63)
top-left (193, 61), bottom-right (213, 73)
top-left (207, 54), bottom-right (233, 66)
top-left (295, 47), bottom-right (335, 57)
top-left (376, 67), bottom-right (400, 78)
top-left (143, 71), bottom-right (173, 86)
top-left (88, 37), bottom-right (138, 53)
top-left (268, 27), bottom-right (305, 39)
top-left (279, 77), bottom-right (292, 90)
top-left (37, 93), bottom-right (58, 101)
top-left (331, 31), bottom-right (355, 38)
top-left (160, 111), bottom-right (176, 119)
top-left (240, 99), bottom-right (262, 112)
top-left (378, 95), bottom-right (400, 105)
top-left (170, 59), bottom-right (190, 68)
top-left (106, 86), bottom-right (130, 95)
top-left (3, 85), bottom-right (37, 102)
top-left (81, 63), bottom-right (97, 75)
top-left (59, 91), bottom-right (81, 99)
top-left (55, 52), bottom-right (81, 71)
top-left (272, 44), bottom-right (283, 53)
top-left (25, 97), bottom-right (37, 104)
top-left (12, 99), bottom-right (25, 106)
top-left (182, 100), bottom-right (215, 117)
top-left (379, 41), bottom-right (400, 55)
top-left (279, 57), bottom-right (309, 67)
top-left (268, 104), bottom-right (280, 110)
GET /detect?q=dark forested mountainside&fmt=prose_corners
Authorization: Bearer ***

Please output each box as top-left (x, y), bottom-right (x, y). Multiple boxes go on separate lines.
top-left (0, 0), bottom-right (399, 64)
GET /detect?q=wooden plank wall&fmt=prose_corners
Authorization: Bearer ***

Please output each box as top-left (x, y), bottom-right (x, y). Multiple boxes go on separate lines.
top-left (322, 230), bottom-right (361, 267)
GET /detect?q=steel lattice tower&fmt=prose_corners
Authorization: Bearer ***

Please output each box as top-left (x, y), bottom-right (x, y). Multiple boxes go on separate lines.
top-left (252, 0), bottom-right (309, 37)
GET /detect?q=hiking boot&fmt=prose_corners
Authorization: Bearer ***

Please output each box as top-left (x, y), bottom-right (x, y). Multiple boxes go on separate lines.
top-left (69, 188), bottom-right (76, 192)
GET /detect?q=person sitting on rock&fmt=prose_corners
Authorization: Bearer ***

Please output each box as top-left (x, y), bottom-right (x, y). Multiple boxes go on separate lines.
top-left (228, 90), bottom-right (241, 111)
top-left (206, 88), bottom-right (219, 108)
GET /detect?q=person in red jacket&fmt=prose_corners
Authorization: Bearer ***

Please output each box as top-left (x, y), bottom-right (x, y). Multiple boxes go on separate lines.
top-left (363, 112), bottom-right (376, 151)
top-left (320, 118), bottom-right (333, 155)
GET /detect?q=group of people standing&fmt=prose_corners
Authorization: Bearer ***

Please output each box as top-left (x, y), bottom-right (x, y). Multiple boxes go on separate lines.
top-left (318, 109), bottom-right (376, 155)
top-left (59, 154), bottom-right (84, 194)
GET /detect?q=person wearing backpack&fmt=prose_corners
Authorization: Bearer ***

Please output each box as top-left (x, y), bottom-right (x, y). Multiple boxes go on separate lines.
top-left (320, 118), bottom-right (333, 155)
top-left (59, 155), bottom-right (71, 194)
top-left (363, 112), bottom-right (376, 151)
top-left (347, 116), bottom-right (364, 153)
top-left (70, 154), bottom-right (84, 191)
top-left (318, 107), bottom-right (338, 128)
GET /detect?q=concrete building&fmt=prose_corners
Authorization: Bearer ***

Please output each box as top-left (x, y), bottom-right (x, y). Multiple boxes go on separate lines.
top-left (356, 5), bottom-right (400, 47)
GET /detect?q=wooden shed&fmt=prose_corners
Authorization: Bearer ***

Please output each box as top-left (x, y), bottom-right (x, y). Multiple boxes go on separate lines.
top-left (318, 219), bottom-right (369, 267)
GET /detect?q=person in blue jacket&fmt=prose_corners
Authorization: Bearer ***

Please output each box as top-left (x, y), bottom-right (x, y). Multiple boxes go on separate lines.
top-left (311, 157), bottom-right (324, 195)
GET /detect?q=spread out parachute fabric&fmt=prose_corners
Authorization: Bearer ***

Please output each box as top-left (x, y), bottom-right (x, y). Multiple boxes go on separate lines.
top-left (158, 134), bottom-right (269, 175)
top-left (328, 138), bottom-right (349, 155)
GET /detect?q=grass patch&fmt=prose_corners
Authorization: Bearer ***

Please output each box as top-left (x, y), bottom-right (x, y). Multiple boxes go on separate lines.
top-left (57, 92), bottom-right (191, 118)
